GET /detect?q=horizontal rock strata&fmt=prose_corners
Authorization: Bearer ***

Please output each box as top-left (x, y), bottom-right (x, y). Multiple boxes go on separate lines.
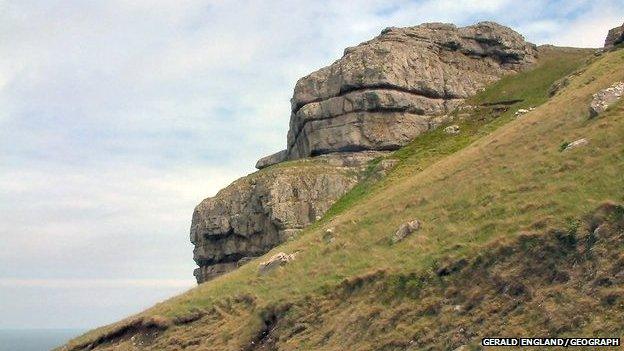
top-left (192, 21), bottom-right (538, 283)
top-left (256, 21), bottom-right (537, 169)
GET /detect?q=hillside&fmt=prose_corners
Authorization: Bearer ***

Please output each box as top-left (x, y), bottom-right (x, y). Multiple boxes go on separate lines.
top-left (59, 35), bottom-right (624, 350)
top-left (190, 22), bottom-right (540, 284)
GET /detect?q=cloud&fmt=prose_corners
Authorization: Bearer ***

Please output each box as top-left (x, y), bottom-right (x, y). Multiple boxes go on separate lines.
top-left (0, 284), bottom-right (192, 329)
top-left (1, 0), bottom-right (623, 329)
top-left (0, 278), bottom-right (194, 288)
top-left (0, 164), bottom-right (240, 280)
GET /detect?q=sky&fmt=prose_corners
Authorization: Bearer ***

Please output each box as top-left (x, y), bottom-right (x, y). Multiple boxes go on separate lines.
top-left (0, 0), bottom-right (623, 330)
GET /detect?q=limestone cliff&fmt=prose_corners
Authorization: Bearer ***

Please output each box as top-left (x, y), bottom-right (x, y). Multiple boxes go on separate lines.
top-left (604, 22), bottom-right (624, 49)
top-left (192, 21), bottom-right (537, 283)
top-left (256, 21), bottom-right (537, 168)
top-left (191, 154), bottom-right (383, 283)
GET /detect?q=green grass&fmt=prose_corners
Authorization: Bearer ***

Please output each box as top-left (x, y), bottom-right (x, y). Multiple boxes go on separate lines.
top-left (468, 46), bottom-right (594, 106)
top-left (323, 46), bottom-right (593, 220)
top-left (61, 47), bottom-right (624, 351)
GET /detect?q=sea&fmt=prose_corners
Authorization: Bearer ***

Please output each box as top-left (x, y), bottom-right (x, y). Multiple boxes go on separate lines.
top-left (0, 329), bottom-right (84, 351)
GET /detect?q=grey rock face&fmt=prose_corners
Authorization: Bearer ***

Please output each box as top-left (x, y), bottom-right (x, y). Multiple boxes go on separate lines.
top-left (191, 161), bottom-right (359, 283)
top-left (604, 23), bottom-right (624, 49)
top-left (271, 21), bottom-right (537, 165)
top-left (589, 82), bottom-right (624, 117)
top-left (290, 111), bottom-right (431, 159)
top-left (255, 150), bottom-right (287, 169)
top-left (192, 21), bottom-right (537, 283)
top-left (193, 262), bottom-right (238, 283)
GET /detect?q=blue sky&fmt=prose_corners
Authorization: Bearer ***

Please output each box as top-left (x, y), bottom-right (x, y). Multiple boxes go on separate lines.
top-left (1, 0), bottom-right (623, 330)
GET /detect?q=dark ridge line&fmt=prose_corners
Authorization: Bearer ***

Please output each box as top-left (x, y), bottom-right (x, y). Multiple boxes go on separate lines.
top-left (290, 106), bottom-right (424, 148)
top-left (196, 252), bottom-right (264, 266)
top-left (196, 243), bottom-right (271, 266)
top-left (291, 83), bottom-right (462, 115)
top-left (69, 311), bottom-right (207, 351)
top-left (69, 318), bottom-right (157, 351)
top-left (480, 99), bottom-right (524, 106)
top-left (196, 253), bottom-right (247, 266)
top-left (309, 144), bottom-right (403, 157)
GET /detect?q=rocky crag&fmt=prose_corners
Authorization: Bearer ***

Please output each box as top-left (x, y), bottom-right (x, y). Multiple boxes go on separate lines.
top-left (257, 21), bottom-right (537, 168)
top-left (191, 22), bottom-right (537, 283)
top-left (191, 156), bottom-right (366, 283)
top-left (604, 22), bottom-right (624, 49)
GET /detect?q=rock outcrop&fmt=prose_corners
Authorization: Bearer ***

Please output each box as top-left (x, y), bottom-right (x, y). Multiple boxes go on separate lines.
top-left (391, 219), bottom-right (421, 243)
top-left (258, 252), bottom-right (296, 275)
top-left (564, 138), bottom-right (589, 151)
top-left (604, 22), bottom-right (624, 49)
top-left (444, 125), bottom-right (460, 135)
top-left (255, 150), bottom-right (287, 170)
top-left (190, 159), bottom-right (360, 283)
top-left (256, 21), bottom-right (537, 169)
top-left (589, 82), bottom-right (624, 117)
top-left (191, 21), bottom-right (538, 283)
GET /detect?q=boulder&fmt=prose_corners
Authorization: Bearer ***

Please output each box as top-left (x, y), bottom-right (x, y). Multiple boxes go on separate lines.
top-left (548, 76), bottom-right (570, 96)
top-left (258, 252), bottom-right (296, 274)
top-left (256, 150), bottom-right (287, 169)
top-left (444, 125), bottom-right (460, 134)
top-left (322, 228), bottom-right (335, 244)
top-left (255, 21), bottom-right (537, 169)
top-left (604, 23), bottom-right (624, 49)
top-left (514, 108), bottom-right (529, 117)
top-left (191, 161), bottom-right (358, 283)
top-left (392, 219), bottom-right (421, 243)
top-left (564, 138), bottom-right (588, 151)
top-left (589, 82), bottom-right (624, 117)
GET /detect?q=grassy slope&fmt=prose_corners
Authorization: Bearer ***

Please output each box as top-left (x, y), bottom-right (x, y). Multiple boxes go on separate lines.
top-left (62, 46), bottom-right (624, 350)
top-left (324, 45), bottom-right (591, 219)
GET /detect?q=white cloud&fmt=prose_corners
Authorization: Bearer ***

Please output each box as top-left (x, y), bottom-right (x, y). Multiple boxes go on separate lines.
top-left (547, 11), bottom-right (623, 47)
top-left (0, 278), bottom-right (194, 288)
top-left (0, 163), bottom-right (241, 280)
